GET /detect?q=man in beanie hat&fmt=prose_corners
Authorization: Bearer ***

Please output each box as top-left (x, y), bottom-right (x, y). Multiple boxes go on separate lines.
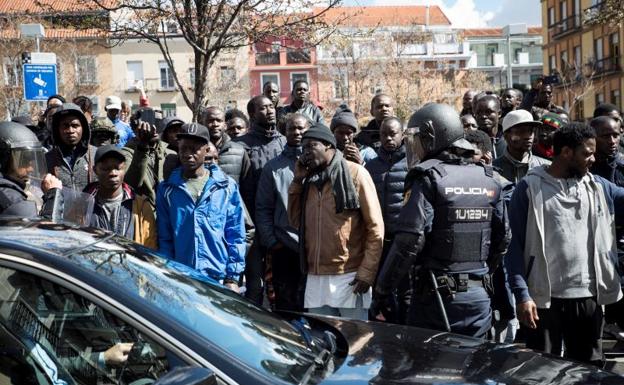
top-left (288, 122), bottom-right (384, 320)
top-left (331, 104), bottom-right (376, 165)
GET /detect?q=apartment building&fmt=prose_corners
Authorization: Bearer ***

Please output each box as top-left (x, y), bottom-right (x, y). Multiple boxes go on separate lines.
top-left (464, 27), bottom-right (543, 90)
top-left (542, 0), bottom-right (622, 119)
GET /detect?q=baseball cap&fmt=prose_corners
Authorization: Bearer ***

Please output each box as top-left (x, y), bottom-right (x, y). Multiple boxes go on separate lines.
top-left (177, 123), bottom-right (210, 144)
top-left (105, 95), bottom-right (122, 111)
top-left (94, 144), bottom-right (126, 164)
top-left (502, 109), bottom-right (543, 133)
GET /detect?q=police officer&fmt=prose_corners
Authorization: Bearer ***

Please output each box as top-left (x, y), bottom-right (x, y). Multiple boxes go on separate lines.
top-left (372, 103), bottom-right (510, 339)
top-left (0, 121), bottom-right (63, 219)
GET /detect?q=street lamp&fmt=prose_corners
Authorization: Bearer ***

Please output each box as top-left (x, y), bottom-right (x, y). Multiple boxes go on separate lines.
top-left (503, 23), bottom-right (528, 88)
top-left (19, 23), bottom-right (45, 52)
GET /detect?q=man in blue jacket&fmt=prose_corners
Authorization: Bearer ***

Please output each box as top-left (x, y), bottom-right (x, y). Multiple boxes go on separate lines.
top-left (506, 122), bottom-right (624, 365)
top-left (156, 123), bottom-right (246, 292)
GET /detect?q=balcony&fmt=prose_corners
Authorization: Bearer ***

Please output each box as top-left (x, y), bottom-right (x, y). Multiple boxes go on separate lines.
top-left (433, 43), bottom-right (462, 54)
top-left (286, 48), bottom-right (311, 64)
top-left (584, 2), bottom-right (604, 22)
top-left (255, 52), bottom-right (280, 65)
top-left (549, 15), bottom-right (582, 40)
top-left (591, 56), bottom-right (621, 76)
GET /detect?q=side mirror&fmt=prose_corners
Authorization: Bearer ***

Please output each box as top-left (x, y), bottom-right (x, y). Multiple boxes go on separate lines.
top-left (153, 367), bottom-right (219, 385)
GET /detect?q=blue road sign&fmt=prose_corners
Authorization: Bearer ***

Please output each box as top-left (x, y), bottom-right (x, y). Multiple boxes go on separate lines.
top-left (23, 64), bottom-right (58, 102)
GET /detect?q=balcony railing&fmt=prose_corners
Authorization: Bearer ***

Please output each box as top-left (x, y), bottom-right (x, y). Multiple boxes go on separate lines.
top-left (549, 14), bottom-right (582, 40)
top-left (255, 52), bottom-right (280, 65)
top-left (433, 43), bottom-right (462, 54)
top-left (584, 2), bottom-right (604, 21)
top-left (591, 56), bottom-right (621, 76)
top-left (286, 49), bottom-right (311, 64)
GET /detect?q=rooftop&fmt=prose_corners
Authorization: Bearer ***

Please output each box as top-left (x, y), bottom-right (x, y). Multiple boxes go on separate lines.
top-left (314, 5), bottom-right (452, 27)
top-left (0, 0), bottom-right (114, 14)
top-left (463, 26), bottom-right (542, 38)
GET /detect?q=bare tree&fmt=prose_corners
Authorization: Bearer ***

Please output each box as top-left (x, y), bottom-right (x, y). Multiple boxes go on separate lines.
top-left (584, 0), bottom-right (624, 26)
top-left (77, 0), bottom-right (341, 121)
top-left (319, 29), bottom-right (491, 122)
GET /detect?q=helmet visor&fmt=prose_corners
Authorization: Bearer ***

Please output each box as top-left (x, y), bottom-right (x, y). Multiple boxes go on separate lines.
top-left (404, 126), bottom-right (426, 169)
top-left (9, 148), bottom-right (47, 183)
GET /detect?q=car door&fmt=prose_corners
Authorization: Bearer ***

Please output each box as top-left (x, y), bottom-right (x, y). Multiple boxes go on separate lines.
top-left (0, 261), bottom-right (233, 385)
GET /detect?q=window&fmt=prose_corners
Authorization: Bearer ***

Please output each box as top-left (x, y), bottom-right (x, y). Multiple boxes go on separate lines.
top-left (549, 54), bottom-right (557, 73)
top-left (260, 73), bottom-right (279, 91)
top-left (219, 66), bottom-right (236, 85)
top-left (560, 50), bottom-right (568, 69)
top-left (76, 56), bottom-right (97, 85)
top-left (289, 72), bottom-right (309, 91)
top-left (573, 0), bottom-right (581, 26)
top-left (574, 45), bottom-right (582, 78)
top-left (2, 57), bottom-right (21, 87)
top-left (126, 61), bottom-right (144, 90)
top-left (89, 96), bottom-right (99, 116)
top-left (161, 103), bottom-right (176, 117)
top-left (548, 7), bottom-right (555, 26)
top-left (159, 60), bottom-right (175, 90)
top-left (595, 37), bottom-right (604, 60)
top-left (189, 67), bottom-right (195, 87)
top-left (0, 267), bottom-right (179, 384)
top-left (610, 33), bottom-right (620, 68)
top-left (560, 0), bottom-right (567, 21)
top-left (333, 70), bottom-right (348, 100)
top-left (486, 43), bottom-right (498, 66)
top-left (611, 89), bottom-right (621, 108)
top-left (596, 93), bottom-right (605, 106)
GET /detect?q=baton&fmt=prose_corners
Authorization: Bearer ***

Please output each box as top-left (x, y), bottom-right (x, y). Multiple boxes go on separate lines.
top-left (429, 270), bottom-right (451, 332)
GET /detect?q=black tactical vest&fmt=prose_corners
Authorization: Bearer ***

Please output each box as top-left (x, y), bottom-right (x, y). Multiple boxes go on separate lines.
top-left (417, 159), bottom-right (501, 272)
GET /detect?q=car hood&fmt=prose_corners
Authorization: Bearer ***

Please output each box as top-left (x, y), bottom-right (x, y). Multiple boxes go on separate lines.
top-left (306, 315), bottom-right (623, 385)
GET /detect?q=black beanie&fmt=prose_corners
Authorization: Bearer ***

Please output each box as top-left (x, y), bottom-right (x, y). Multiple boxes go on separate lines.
top-left (303, 122), bottom-right (337, 148)
top-left (330, 104), bottom-right (358, 132)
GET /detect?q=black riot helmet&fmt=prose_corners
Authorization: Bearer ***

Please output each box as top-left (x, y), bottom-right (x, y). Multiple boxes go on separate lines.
top-left (0, 121), bottom-right (47, 184)
top-left (405, 103), bottom-right (473, 167)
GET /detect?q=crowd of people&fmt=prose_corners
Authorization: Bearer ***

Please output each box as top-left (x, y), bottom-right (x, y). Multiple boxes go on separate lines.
top-left (0, 76), bottom-right (623, 368)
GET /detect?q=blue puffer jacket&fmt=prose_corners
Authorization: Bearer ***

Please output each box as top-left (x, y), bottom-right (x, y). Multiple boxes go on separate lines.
top-left (156, 164), bottom-right (246, 281)
top-left (364, 145), bottom-right (408, 236)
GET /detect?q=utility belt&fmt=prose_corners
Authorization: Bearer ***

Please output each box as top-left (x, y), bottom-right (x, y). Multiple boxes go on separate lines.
top-left (416, 270), bottom-right (489, 298)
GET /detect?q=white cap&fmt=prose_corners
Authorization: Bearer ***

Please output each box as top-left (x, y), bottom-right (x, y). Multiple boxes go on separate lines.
top-left (105, 95), bottom-right (122, 111)
top-left (502, 109), bottom-right (543, 133)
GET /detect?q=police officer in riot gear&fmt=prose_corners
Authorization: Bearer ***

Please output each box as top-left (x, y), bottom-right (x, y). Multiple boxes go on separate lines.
top-left (0, 121), bottom-right (63, 220)
top-left (372, 103), bottom-right (510, 339)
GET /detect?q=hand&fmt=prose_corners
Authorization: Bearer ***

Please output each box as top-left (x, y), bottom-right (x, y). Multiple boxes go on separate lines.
top-left (136, 121), bottom-right (158, 147)
top-left (294, 158), bottom-right (310, 182)
top-left (517, 300), bottom-right (539, 329)
top-left (41, 173), bottom-right (62, 193)
top-left (224, 282), bottom-right (240, 293)
top-left (343, 143), bottom-right (363, 164)
top-left (270, 242), bottom-right (284, 254)
top-left (370, 295), bottom-right (397, 323)
top-left (103, 342), bottom-right (134, 365)
top-left (349, 278), bottom-right (370, 294)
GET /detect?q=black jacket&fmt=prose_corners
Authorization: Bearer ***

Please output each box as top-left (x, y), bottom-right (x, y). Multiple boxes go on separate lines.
top-left (233, 126), bottom-right (286, 219)
top-left (278, 102), bottom-right (324, 125)
top-left (216, 133), bottom-right (251, 184)
top-left (45, 108), bottom-right (97, 192)
top-left (355, 120), bottom-right (382, 152)
top-left (591, 153), bottom-right (624, 187)
top-left (0, 173), bottom-right (63, 221)
top-left (364, 145), bottom-right (408, 236)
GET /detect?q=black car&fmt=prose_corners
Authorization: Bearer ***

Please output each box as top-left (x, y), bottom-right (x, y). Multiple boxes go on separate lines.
top-left (0, 219), bottom-right (622, 385)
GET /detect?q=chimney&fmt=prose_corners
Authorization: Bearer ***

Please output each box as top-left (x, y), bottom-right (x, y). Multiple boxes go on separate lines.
top-left (425, 5), bottom-right (430, 26)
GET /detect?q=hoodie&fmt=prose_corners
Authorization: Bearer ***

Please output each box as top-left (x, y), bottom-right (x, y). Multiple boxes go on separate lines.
top-left (45, 103), bottom-right (97, 192)
top-left (506, 165), bottom-right (623, 308)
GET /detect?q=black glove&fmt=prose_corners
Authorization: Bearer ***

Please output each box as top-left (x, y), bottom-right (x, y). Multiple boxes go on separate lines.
top-left (370, 294), bottom-right (397, 324)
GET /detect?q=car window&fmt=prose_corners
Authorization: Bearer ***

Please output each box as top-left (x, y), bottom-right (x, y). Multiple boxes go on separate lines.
top-left (0, 266), bottom-right (181, 385)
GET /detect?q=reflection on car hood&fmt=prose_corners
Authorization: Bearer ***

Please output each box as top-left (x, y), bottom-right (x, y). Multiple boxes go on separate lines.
top-left (308, 316), bottom-right (624, 385)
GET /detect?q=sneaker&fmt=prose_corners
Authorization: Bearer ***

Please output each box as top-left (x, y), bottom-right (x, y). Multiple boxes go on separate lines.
top-left (604, 323), bottom-right (624, 341)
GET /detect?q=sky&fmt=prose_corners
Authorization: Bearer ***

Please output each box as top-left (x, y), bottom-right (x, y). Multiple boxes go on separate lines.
top-left (341, 0), bottom-right (542, 28)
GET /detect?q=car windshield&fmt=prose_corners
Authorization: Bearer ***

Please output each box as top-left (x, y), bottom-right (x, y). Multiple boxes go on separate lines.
top-left (0, 225), bottom-right (320, 384)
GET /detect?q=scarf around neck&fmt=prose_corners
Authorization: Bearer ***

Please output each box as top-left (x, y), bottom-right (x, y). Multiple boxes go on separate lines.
top-left (304, 151), bottom-right (360, 213)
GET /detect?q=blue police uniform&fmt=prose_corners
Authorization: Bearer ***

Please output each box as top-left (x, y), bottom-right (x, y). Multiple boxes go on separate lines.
top-left (376, 156), bottom-right (510, 339)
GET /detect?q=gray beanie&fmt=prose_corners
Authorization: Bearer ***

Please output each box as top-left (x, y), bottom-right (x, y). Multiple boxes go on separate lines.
top-left (330, 104), bottom-right (358, 132)
top-left (303, 122), bottom-right (337, 148)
